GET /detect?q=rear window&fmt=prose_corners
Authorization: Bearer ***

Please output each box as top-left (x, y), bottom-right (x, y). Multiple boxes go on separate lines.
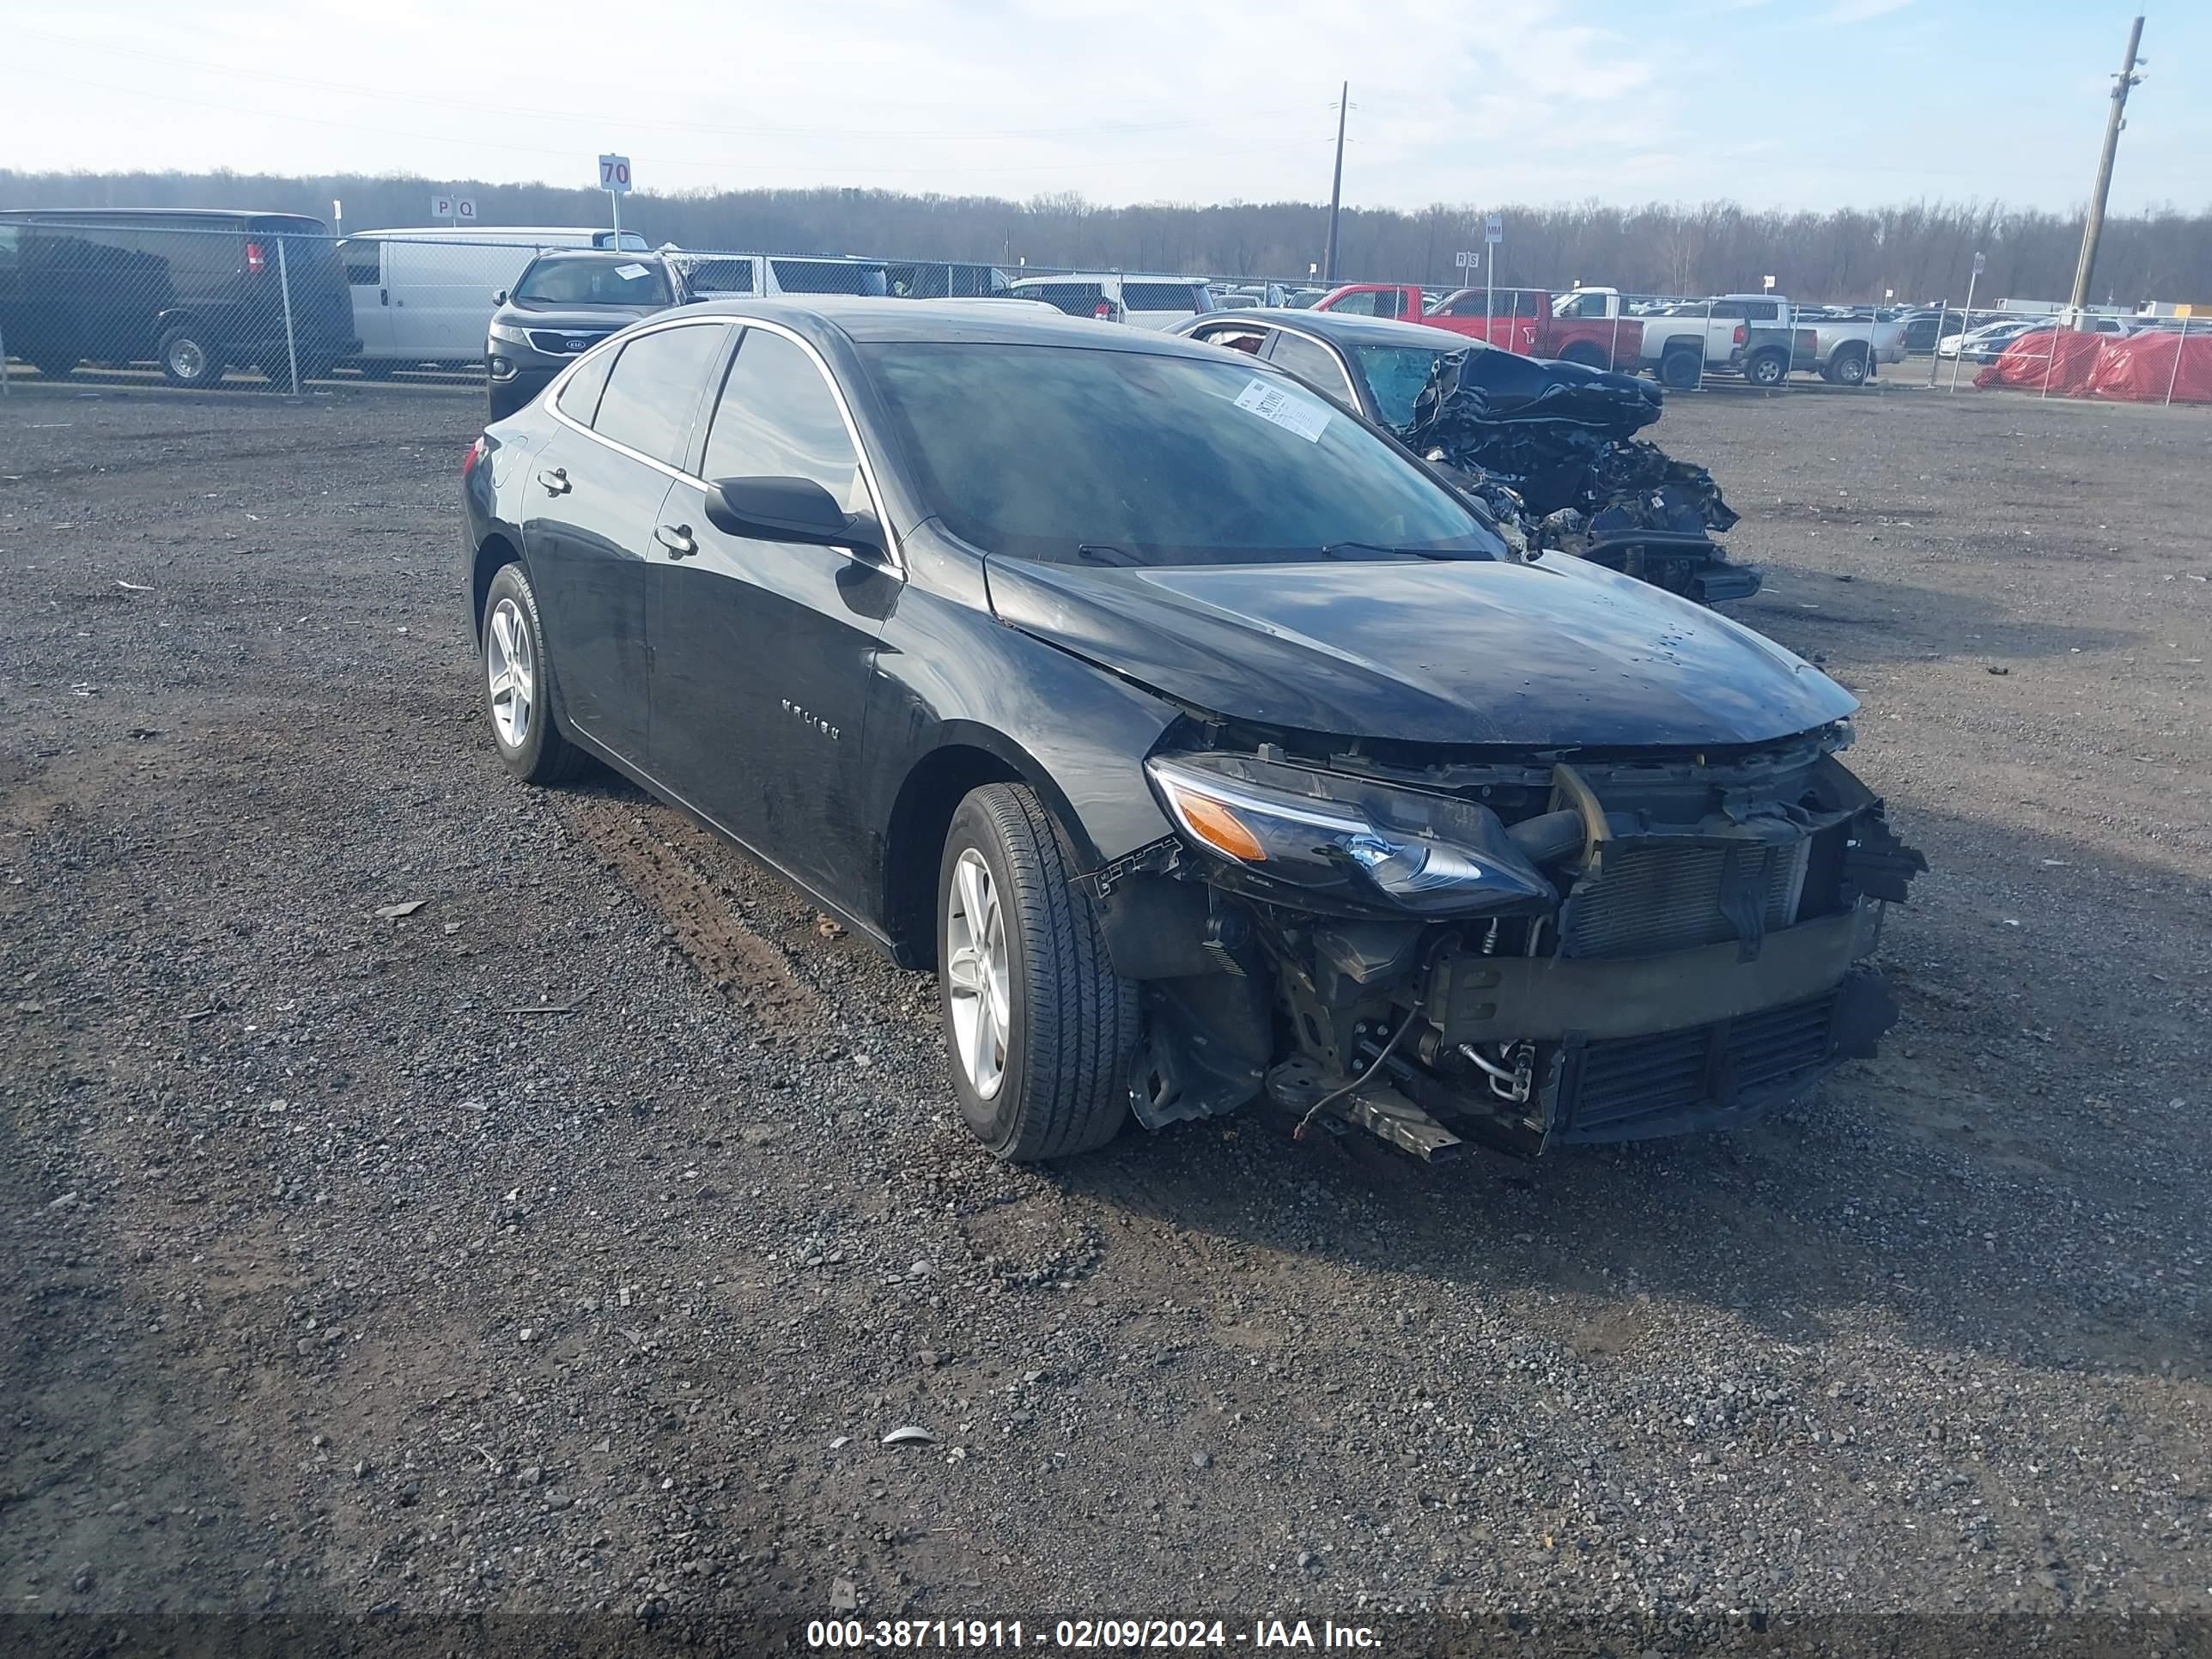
top-left (338, 240), bottom-right (381, 285)
top-left (514, 255), bottom-right (672, 307)
top-left (770, 259), bottom-right (889, 297)
top-left (590, 324), bottom-right (726, 465)
top-left (1121, 282), bottom-right (1205, 313)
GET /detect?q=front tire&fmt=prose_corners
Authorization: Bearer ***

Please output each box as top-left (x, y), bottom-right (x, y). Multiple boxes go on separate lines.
top-left (480, 562), bottom-right (586, 785)
top-left (156, 325), bottom-right (224, 387)
top-left (1743, 348), bottom-right (1789, 387)
top-left (1558, 343), bottom-right (1608, 371)
top-left (1830, 347), bottom-right (1869, 386)
top-left (1659, 348), bottom-right (1703, 389)
top-left (938, 784), bottom-right (1137, 1162)
top-left (487, 380), bottom-right (531, 423)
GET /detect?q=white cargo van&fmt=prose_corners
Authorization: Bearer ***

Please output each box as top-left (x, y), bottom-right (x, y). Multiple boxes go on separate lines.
top-left (670, 252), bottom-right (890, 299)
top-left (337, 226), bottom-right (648, 371)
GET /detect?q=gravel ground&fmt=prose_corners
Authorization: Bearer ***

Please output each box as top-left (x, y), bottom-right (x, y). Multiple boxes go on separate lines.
top-left (1, 375), bottom-right (2207, 1652)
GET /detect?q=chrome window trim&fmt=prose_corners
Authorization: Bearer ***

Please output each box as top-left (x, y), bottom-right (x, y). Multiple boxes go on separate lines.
top-left (544, 313), bottom-right (902, 576)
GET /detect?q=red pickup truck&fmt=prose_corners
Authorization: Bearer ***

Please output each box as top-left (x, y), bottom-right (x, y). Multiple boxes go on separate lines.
top-left (1310, 283), bottom-right (1644, 369)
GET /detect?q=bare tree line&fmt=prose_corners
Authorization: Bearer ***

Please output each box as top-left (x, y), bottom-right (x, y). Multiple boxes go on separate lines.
top-left (6, 168), bottom-right (2209, 305)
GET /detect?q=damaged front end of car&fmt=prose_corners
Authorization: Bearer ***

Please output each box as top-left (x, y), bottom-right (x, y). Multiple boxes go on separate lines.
top-left (1086, 721), bottom-right (1924, 1160)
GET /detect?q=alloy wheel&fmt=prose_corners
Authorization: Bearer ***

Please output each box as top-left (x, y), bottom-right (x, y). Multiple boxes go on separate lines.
top-left (945, 848), bottom-right (1011, 1100)
top-left (486, 596), bottom-right (535, 749)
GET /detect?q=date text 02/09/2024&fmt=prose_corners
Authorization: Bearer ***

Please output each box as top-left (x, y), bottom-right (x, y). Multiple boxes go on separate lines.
top-left (805, 1619), bottom-right (1385, 1650)
top-left (796, 1627), bottom-right (1380, 1654)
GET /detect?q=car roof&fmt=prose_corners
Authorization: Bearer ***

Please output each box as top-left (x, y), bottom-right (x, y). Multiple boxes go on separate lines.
top-left (1200, 307), bottom-right (1482, 350)
top-left (663, 296), bottom-right (1237, 356)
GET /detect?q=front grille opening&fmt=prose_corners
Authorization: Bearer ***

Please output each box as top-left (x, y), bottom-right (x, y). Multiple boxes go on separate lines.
top-left (1563, 989), bottom-right (1840, 1135)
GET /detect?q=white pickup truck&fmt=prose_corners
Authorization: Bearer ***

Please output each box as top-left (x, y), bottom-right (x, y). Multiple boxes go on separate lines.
top-left (1555, 289), bottom-right (1909, 388)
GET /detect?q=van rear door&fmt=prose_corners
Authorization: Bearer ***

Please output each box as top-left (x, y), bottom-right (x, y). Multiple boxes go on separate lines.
top-left (339, 238), bottom-right (391, 360)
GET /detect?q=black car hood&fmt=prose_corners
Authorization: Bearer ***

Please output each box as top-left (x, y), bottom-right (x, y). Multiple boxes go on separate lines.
top-left (497, 301), bottom-right (664, 331)
top-left (986, 553), bottom-right (1855, 748)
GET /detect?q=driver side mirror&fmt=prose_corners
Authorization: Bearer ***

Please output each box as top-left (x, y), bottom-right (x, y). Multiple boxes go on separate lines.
top-left (705, 477), bottom-right (883, 556)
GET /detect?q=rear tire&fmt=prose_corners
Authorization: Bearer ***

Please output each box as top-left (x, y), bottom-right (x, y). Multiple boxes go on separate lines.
top-left (156, 325), bottom-right (224, 388)
top-left (1558, 343), bottom-right (1608, 370)
top-left (480, 562), bottom-right (586, 786)
top-left (938, 783), bottom-right (1136, 1162)
top-left (1659, 348), bottom-right (1703, 390)
top-left (27, 349), bottom-right (78, 379)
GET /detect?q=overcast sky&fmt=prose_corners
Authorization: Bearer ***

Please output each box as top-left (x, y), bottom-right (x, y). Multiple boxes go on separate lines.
top-left (4, 1), bottom-right (2203, 216)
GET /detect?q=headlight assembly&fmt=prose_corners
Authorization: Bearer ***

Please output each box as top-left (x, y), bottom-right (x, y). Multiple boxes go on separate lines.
top-left (487, 322), bottom-right (530, 346)
top-left (1145, 752), bottom-right (1555, 917)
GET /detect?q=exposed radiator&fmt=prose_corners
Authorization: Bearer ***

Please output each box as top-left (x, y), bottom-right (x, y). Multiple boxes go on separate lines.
top-left (1559, 836), bottom-right (1809, 959)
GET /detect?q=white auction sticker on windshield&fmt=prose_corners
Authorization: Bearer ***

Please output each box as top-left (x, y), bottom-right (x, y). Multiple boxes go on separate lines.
top-left (616, 263), bottom-right (649, 279)
top-left (1234, 378), bottom-right (1332, 443)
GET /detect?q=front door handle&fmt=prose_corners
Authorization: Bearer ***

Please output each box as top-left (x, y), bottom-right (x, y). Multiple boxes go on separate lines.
top-left (379, 287), bottom-right (389, 306)
top-left (536, 467), bottom-right (571, 496)
top-left (654, 522), bottom-right (698, 559)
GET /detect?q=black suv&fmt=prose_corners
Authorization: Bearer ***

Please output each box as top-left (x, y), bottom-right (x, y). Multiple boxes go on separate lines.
top-left (0, 209), bottom-right (358, 386)
top-left (461, 301), bottom-right (1923, 1164)
top-left (484, 250), bottom-right (688, 421)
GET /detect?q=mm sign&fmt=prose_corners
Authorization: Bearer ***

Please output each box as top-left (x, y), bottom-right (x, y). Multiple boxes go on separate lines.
top-left (599, 155), bottom-right (634, 194)
top-left (1484, 213), bottom-right (1504, 245)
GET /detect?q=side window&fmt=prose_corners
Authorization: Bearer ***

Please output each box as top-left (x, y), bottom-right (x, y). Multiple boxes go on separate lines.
top-left (1327, 290), bottom-right (1380, 317)
top-left (1372, 289), bottom-right (1406, 319)
top-left (1743, 301), bottom-right (1778, 322)
top-left (1265, 332), bottom-right (1355, 406)
top-left (339, 240), bottom-right (381, 286)
top-left (702, 330), bottom-right (867, 517)
top-left (1709, 301), bottom-right (1746, 320)
top-left (1568, 293), bottom-right (1607, 319)
top-left (1194, 326), bottom-right (1265, 355)
top-left (556, 346), bottom-right (617, 424)
top-left (590, 324), bottom-right (726, 466)
top-left (0, 226), bottom-right (18, 288)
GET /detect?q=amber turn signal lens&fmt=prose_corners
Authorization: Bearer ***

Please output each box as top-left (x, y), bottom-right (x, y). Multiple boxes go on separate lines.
top-left (1177, 794), bottom-right (1267, 863)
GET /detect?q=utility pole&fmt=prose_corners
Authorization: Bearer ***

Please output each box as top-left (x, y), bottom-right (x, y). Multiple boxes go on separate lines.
top-left (1322, 82), bottom-right (1347, 284)
top-left (2067, 15), bottom-right (2146, 318)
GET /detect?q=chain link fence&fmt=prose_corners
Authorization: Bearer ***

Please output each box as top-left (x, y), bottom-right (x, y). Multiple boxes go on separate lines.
top-left (6, 210), bottom-right (2200, 408)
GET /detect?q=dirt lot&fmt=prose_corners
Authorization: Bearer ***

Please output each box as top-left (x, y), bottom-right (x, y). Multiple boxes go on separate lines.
top-left (1, 375), bottom-right (2208, 1651)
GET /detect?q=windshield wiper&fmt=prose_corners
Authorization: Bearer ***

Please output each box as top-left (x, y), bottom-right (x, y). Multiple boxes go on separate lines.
top-left (1318, 541), bottom-right (1487, 563)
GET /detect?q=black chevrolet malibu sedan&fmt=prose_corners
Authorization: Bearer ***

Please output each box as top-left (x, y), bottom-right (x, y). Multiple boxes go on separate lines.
top-left (460, 300), bottom-right (1923, 1163)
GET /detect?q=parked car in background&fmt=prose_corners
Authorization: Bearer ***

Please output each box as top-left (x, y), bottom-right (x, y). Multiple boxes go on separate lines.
top-left (887, 261), bottom-right (1009, 299)
top-left (461, 297), bottom-right (1918, 1164)
top-left (1938, 317), bottom-right (2035, 360)
top-left (1171, 308), bottom-right (1759, 606)
top-left (0, 207), bottom-right (359, 386)
top-left (1308, 283), bottom-right (1536, 350)
top-left (1005, 272), bottom-right (1215, 329)
top-left (483, 250), bottom-right (688, 420)
top-left (339, 225), bottom-right (647, 375)
top-left (673, 253), bottom-right (889, 299)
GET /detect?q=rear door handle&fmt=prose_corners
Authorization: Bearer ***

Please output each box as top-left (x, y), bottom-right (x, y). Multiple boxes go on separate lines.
top-left (379, 288), bottom-right (388, 306)
top-left (654, 523), bottom-right (698, 559)
top-left (536, 467), bottom-right (570, 496)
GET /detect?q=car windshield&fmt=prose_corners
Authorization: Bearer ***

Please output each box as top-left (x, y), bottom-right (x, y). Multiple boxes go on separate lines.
top-left (513, 256), bottom-right (672, 307)
top-left (862, 343), bottom-right (1500, 567)
top-left (1351, 344), bottom-right (1455, 429)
